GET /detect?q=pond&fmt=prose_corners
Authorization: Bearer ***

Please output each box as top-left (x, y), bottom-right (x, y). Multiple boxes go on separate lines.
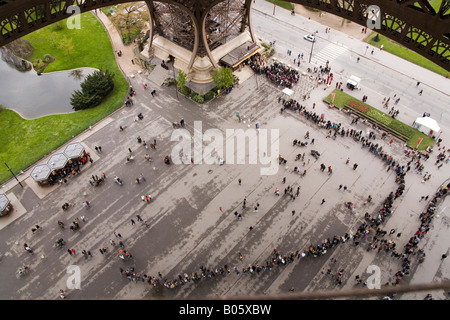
top-left (0, 58), bottom-right (97, 119)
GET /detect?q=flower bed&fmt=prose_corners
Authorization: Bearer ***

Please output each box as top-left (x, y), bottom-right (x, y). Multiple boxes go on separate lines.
top-left (347, 100), bottom-right (370, 114)
top-left (324, 89), bottom-right (435, 150)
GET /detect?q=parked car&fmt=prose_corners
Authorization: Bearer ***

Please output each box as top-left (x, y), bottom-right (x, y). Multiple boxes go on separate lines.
top-left (304, 34), bottom-right (316, 42)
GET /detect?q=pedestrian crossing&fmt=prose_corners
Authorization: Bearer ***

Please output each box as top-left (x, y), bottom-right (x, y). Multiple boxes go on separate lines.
top-left (312, 44), bottom-right (347, 66)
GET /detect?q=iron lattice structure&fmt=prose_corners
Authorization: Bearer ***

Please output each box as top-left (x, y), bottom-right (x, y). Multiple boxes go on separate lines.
top-left (145, 0), bottom-right (254, 69)
top-left (147, 0), bottom-right (251, 57)
top-left (291, 0), bottom-right (450, 72)
top-left (0, 0), bottom-right (449, 71)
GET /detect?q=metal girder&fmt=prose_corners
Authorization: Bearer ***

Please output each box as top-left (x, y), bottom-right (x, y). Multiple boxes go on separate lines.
top-left (0, 0), bottom-right (448, 71)
top-left (292, 0), bottom-right (450, 71)
top-left (147, 0), bottom-right (250, 56)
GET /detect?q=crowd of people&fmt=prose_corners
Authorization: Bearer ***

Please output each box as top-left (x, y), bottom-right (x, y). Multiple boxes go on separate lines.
top-left (48, 153), bottom-right (93, 185)
top-left (247, 53), bottom-right (300, 88)
top-left (112, 102), bottom-right (439, 292)
top-left (27, 46), bottom-right (446, 299)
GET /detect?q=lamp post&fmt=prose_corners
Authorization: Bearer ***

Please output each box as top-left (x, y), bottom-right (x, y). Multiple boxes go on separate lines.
top-left (171, 59), bottom-right (179, 100)
top-left (309, 39), bottom-right (315, 64)
top-left (4, 161), bottom-right (23, 188)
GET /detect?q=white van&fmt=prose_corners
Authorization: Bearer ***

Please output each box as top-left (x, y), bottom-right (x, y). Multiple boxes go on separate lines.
top-left (346, 75), bottom-right (361, 90)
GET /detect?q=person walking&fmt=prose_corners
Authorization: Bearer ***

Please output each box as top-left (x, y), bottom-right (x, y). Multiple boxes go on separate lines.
top-left (321, 199), bottom-right (326, 205)
top-left (136, 215), bottom-right (143, 222)
top-left (353, 163), bottom-right (358, 170)
top-left (131, 219), bottom-right (136, 225)
top-left (238, 178), bottom-right (242, 186)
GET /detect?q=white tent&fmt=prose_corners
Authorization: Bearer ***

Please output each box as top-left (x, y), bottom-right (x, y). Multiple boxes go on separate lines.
top-left (413, 117), bottom-right (440, 136)
top-left (282, 88), bottom-right (294, 97)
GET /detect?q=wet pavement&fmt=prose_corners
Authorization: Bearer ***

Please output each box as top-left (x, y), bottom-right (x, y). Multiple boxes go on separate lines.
top-left (0, 2), bottom-right (449, 300)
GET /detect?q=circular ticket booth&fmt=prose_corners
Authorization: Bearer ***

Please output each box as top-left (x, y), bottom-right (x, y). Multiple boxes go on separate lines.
top-left (0, 194), bottom-right (13, 217)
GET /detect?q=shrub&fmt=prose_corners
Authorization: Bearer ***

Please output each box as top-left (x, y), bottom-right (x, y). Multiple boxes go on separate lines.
top-left (70, 69), bottom-right (115, 110)
top-left (180, 85), bottom-right (191, 95)
top-left (212, 66), bottom-right (234, 89)
top-left (51, 20), bottom-right (66, 32)
top-left (204, 91), bottom-right (215, 101)
top-left (260, 42), bottom-right (271, 50)
top-left (192, 94), bottom-right (204, 104)
top-left (43, 54), bottom-right (54, 63)
top-left (177, 69), bottom-right (187, 88)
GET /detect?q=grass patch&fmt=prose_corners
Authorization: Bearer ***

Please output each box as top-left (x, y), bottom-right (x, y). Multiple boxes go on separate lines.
top-left (22, 12), bottom-right (118, 73)
top-left (324, 90), bottom-right (435, 150)
top-left (0, 12), bottom-right (128, 184)
top-left (265, 0), bottom-right (294, 11)
top-left (366, 33), bottom-right (449, 77)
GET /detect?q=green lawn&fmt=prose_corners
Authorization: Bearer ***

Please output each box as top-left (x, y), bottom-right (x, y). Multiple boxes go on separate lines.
top-left (364, 0), bottom-right (450, 77)
top-left (0, 12), bottom-right (128, 184)
top-left (324, 90), bottom-right (435, 150)
top-left (24, 12), bottom-right (118, 73)
top-left (366, 34), bottom-right (449, 78)
top-left (265, 0), bottom-right (294, 11)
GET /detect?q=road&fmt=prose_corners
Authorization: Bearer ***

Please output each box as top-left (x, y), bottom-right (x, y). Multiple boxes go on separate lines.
top-left (251, 7), bottom-right (450, 145)
top-left (0, 1), bottom-right (449, 301)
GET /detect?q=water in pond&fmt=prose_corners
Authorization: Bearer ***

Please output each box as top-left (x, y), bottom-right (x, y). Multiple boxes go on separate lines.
top-left (0, 58), bottom-right (97, 119)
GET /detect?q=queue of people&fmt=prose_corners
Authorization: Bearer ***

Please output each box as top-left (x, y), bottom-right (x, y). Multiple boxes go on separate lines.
top-left (247, 53), bottom-right (299, 88)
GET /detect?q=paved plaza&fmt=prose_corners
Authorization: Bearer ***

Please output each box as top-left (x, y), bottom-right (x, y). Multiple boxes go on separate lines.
top-left (0, 1), bottom-right (449, 300)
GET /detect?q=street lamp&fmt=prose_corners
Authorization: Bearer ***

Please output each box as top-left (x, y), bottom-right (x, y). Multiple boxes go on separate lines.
top-left (4, 161), bottom-right (23, 188)
top-left (309, 39), bottom-right (315, 64)
top-left (169, 56), bottom-right (179, 100)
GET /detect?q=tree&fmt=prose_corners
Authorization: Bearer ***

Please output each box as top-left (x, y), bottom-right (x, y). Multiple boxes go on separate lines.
top-left (110, 3), bottom-right (149, 45)
top-left (135, 31), bottom-right (147, 52)
top-left (57, 36), bottom-right (74, 55)
top-left (69, 69), bottom-right (84, 80)
top-left (70, 69), bottom-right (115, 110)
top-left (177, 69), bottom-right (187, 89)
top-left (212, 66), bottom-right (234, 89)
